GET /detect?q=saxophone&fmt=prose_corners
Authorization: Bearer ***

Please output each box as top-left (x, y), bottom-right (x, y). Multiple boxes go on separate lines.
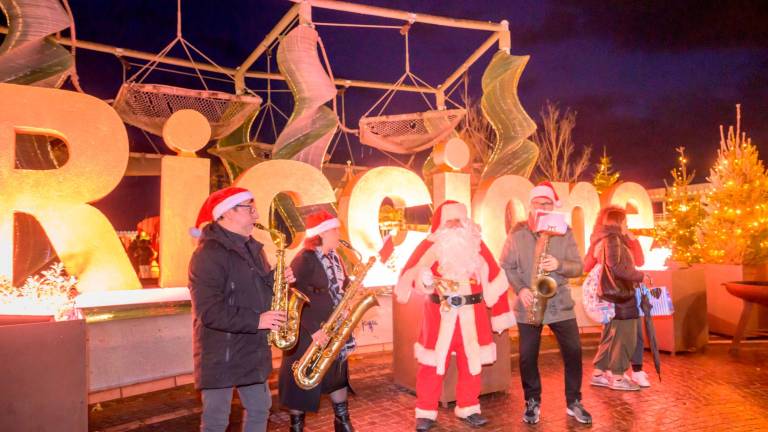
top-left (255, 223), bottom-right (309, 351)
top-left (292, 242), bottom-right (378, 390)
top-left (528, 233), bottom-right (557, 325)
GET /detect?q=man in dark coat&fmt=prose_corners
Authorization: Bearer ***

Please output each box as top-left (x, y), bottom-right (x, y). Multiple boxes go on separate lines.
top-left (188, 186), bottom-right (294, 432)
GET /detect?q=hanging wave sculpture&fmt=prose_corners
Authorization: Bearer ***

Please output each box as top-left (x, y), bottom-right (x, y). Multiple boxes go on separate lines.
top-left (0, 0), bottom-right (73, 87)
top-left (480, 52), bottom-right (538, 180)
top-left (272, 25), bottom-right (338, 168)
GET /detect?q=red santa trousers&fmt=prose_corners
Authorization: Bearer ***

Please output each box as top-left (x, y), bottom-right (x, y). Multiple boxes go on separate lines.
top-left (415, 320), bottom-right (482, 420)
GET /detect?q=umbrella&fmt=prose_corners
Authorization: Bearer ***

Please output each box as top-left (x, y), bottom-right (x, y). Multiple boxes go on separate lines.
top-left (639, 284), bottom-right (662, 381)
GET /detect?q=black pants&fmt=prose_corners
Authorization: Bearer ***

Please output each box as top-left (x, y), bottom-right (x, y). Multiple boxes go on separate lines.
top-left (518, 318), bottom-right (582, 405)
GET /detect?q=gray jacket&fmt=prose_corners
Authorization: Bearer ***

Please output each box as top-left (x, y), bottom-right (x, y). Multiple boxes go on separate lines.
top-left (500, 222), bottom-right (583, 325)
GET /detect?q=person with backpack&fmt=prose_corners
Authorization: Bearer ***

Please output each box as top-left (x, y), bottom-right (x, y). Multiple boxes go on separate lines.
top-left (583, 207), bottom-right (651, 391)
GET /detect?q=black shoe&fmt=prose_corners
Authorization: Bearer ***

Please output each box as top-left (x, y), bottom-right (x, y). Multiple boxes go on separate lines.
top-left (566, 399), bottom-right (592, 424)
top-left (289, 412), bottom-right (305, 432)
top-left (461, 413), bottom-right (489, 428)
top-left (415, 418), bottom-right (435, 431)
top-left (333, 401), bottom-right (355, 432)
top-left (522, 398), bottom-right (541, 424)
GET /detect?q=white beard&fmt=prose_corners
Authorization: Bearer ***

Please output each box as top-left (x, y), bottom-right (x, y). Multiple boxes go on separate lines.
top-left (431, 219), bottom-right (484, 281)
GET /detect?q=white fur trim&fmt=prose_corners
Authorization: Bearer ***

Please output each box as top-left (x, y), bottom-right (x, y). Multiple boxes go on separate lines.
top-left (440, 202), bottom-right (468, 226)
top-left (414, 342), bottom-right (438, 367)
top-left (395, 246), bottom-right (438, 303)
top-left (454, 404), bottom-right (481, 418)
top-left (482, 268), bottom-right (509, 307)
top-left (434, 308), bottom-right (460, 375)
top-left (414, 341), bottom-right (497, 375)
top-left (305, 218), bottom-right (340, 237)
top-left (457, 304), bottom-right (483, 375)
top-left (212, 191), bottom-right (253, 220)
top-left (491, 311), bottom-right (516, 333)
top-left (478, 342), bottom-right (497, 365)
top-left (415, 408), bottom-right (438, 420)
top-left (529, 185), bottom-right (561, 207)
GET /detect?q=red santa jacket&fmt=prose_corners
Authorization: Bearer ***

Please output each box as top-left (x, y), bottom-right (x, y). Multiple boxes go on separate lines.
top-left (395, 238), bottom-right (515, 376)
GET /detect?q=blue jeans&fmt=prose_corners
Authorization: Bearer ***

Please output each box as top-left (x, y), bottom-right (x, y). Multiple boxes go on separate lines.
top-left (201, 382), bottom-right (271, 432)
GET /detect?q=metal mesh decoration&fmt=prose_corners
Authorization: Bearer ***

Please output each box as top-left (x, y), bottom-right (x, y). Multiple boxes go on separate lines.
top-left (113, 82), bottom-right (262, 139)
top-left (358, 108), bottom-right (465, 154)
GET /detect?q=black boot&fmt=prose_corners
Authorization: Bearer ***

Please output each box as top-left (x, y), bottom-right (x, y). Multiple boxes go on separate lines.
top-left (415, 418), bottom-right (435, 431)
top-left (333, 401), bottom-right (355, 432)
top-left (289, 412), bottom-right (305, 432)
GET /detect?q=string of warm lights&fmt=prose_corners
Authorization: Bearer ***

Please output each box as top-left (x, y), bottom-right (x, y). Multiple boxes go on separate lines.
top-left (656, 146), bottom-right (704, 264)
top-left (592, 146), bottom-right (620, 194)
top-left (699, 105), bottom-right (768, 264)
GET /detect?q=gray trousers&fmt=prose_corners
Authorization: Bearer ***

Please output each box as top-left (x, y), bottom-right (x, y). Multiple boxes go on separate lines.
top-left (593, 319), bottom-right (638, 375)
top-left (201, 382), bottom-right (271, 432)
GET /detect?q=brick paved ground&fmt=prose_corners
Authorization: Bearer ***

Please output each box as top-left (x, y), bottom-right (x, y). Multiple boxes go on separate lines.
top-left (89, 335), bottom-right (768, 432)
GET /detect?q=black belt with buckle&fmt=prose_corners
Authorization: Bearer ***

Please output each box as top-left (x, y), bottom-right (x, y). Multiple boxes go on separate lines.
top-left (428, 293), bottom-right (483, 308)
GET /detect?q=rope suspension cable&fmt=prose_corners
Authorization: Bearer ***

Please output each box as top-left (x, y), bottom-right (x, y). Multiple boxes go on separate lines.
top-left (61, 0), bottom-right (85, 92)
top-left (442, 71), bottom-right (468, 109)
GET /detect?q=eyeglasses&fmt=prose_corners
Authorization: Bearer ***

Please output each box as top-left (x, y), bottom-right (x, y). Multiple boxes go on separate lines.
top-left (531, 200), bottom-right (554, 209)
top-left (234, 204), bottom-right (257, 214)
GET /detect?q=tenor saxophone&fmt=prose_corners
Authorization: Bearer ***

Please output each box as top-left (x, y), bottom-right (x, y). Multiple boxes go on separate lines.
top-left (528, 233), bottom-right (557, 325)
top-left (255, 223), bottom-right (309, 351)
top-left (292, 245), bottom-right (378, 390)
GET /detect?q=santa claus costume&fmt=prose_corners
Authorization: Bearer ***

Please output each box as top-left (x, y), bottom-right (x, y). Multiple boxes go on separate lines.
top-left (395, 201), bottom-right (515, 430)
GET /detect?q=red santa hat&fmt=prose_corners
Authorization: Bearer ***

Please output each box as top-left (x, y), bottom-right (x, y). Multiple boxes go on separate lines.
top-left (305, 210), bottom-right (340, 238)
top-left (189, 186), bottom-right (254, 237)
top-left (529, 181), bottom-right (562, 207)
top-left (430, 200), bottom-right (468, 233)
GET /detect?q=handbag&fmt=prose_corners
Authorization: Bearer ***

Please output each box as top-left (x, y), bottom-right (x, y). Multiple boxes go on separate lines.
top-left (597, 238), bottom-right (636, 304)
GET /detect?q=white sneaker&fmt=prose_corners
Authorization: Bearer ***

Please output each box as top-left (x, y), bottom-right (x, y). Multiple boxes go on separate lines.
top-left (590, 373), bottom-right (610, 387)
top-left (626, 370), bottom-right (651, 388)
top-left (610, 377), bottom-right (640, 391)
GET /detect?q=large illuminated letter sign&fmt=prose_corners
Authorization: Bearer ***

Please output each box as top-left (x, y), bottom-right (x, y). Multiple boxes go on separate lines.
top-left (604, 182), bottom-right (658, 263)
top-left (0, 84), bottom-right (140, 292)
top-left (472, 175), bottom-right (533, 258)
top-left (236, 160), bottom-right (336, 264)
top-left (159, 110), bottom-right (211, 287)
top-left (559, 182), bottom-right (601, 256)
top-left (339, 167), bottom-right (432, 286)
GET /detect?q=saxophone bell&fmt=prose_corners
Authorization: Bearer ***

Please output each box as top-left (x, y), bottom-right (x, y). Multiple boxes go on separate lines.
top-left (292, 256), bottom-right (379, 390)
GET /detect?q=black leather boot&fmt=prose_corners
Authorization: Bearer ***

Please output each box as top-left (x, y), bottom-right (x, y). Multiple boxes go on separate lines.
top-left (289, 412), bottom-right (305, 432)
top-left (333, 401), bottom-right (355, 432)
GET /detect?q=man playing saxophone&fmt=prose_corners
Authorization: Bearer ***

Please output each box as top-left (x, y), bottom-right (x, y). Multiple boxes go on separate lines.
top-left (278, 210), bottom-right (357, 432)
top-left (500, 182), bottom-right (591, 425)
top-left (396, 201), bottom-right (515, 431)
top-left (188, 187), bottom-right (295, 432)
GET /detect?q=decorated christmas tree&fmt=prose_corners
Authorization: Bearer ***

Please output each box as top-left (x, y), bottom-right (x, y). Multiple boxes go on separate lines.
top-left (700, 105), bottom-right (768, 264)
top-left (655, 147), bottom-right (704, 264)
top-left (592, 147), bottom-right (620, 194)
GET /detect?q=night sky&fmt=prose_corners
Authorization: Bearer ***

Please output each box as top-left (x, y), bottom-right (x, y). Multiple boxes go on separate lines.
top-left (8, 0), bottom-right (766, 229)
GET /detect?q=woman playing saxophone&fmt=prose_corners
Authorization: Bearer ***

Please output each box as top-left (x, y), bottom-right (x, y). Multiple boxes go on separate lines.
top-left (278, 210), bottom-right (357, 432)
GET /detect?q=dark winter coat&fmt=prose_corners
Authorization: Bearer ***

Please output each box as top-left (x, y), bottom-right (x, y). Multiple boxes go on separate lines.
top-left (278, 249), bottom-right (350, 412)
top-left (188, 223), bottom-right (274, 390)
top-left (588, 225), bottom-right (644, 320)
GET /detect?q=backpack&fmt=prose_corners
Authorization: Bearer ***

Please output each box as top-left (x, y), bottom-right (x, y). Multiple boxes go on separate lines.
top-left (581, 262), bottom-right (615, 324)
